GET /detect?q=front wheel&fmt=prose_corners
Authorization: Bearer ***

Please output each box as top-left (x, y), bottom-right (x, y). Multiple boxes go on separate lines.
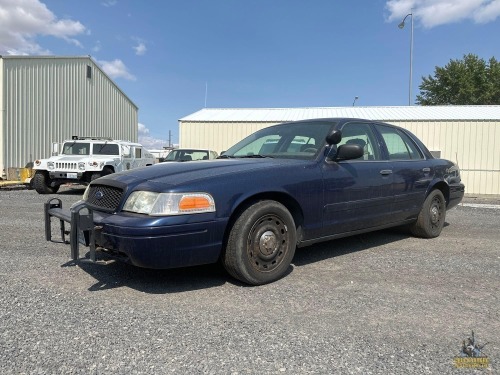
top-left (33, 171), bottom-right (59, 194)
top-left (90, 166), bottom-right (114, 182)
top-left (410, 189), bottom-right (446, 238)
top-left (223, 200), bottom-right (296, 285)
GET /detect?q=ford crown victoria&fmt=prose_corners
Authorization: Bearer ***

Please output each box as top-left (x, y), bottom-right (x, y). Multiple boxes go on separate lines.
top-left (46, 118), bottom-right (465, 285)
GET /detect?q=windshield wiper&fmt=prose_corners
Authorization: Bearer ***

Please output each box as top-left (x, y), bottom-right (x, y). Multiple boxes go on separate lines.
top-left (237, 154), bottom-right (273, 159)
top-left (217, 154), bottom-right (235, 159)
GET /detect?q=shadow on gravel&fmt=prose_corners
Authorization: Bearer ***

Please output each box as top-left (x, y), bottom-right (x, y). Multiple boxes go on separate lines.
top-left (65, 227), bottom-right (420, 293)
top-left (57, 186), bottom-right (86, 195)
top-left (73, 260), bottom-right (230, 293)
top-left (293, 229), bottom-right (412, 267)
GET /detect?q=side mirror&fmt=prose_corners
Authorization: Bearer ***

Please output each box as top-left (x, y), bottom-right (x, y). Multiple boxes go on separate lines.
top-left (52, 142), bottom-right (59, 156)
top-left (334, 144), bottom-right (364, 161)
top-left (326, 130), bottom-right (342, 145)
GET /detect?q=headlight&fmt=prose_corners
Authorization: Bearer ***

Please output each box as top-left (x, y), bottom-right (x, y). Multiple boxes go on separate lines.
top-left (83, 185), bottom-right (90, 200)
top-left (78, 162), bottom-right (85, 170)
top-left (47, 162), bottom-right (54, 170)
top-left (123, 192), bottom-right (216, 216)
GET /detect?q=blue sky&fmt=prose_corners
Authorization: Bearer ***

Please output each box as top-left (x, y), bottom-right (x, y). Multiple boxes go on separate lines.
top-left (1, 0), bottom-right (499, 148)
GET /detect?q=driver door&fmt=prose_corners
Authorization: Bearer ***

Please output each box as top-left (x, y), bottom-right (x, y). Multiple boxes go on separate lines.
top-left (322, 121), bottom-right (394, 235)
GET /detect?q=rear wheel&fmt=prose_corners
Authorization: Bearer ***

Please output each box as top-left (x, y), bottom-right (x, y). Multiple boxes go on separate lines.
top-left (410, 189), bottom-right (446, 238)
top-left (33, 171), bottom-right (59, 194)
top-left (223, 200), bottom-right (296, 285)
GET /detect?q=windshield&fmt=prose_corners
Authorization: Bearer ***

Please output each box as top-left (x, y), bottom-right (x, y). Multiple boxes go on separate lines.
top-left (62, 142), bottom-right (90, 155)
top-left (93, 143), bottom-right (120, 155)
top-left (164, 149), bottom-right (209, 162)
top-left (222, 121), bottom-right (335, 159)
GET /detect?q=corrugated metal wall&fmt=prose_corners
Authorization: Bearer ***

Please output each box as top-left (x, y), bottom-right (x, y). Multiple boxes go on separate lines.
top-left (0, 56), bottom-right (138, 174)
top-left (179, 120), bottom-right (500, 195)
top-left (390, 120), bottom-right (499, 196)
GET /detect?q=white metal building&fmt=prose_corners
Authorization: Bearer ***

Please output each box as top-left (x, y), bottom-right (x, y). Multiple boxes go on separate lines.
top-left (179, 106), bottom-right (500, 195)
top-left (0, 56), bottom-right (138, 177)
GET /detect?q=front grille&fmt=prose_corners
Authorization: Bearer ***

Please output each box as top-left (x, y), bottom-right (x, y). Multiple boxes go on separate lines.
top-left (56, 162), bottom-right (77, 170)
top-left (86, 184), bottom-right (124, 212)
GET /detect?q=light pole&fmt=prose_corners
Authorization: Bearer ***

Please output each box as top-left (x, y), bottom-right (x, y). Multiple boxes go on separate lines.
top-left (398, 11), bottom-right (413, 106)
top-left (352, 96), bottom-right (359, 106)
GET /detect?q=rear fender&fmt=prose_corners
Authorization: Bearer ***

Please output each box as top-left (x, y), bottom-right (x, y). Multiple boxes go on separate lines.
top-left (426, 179), bottom-right (450, 205)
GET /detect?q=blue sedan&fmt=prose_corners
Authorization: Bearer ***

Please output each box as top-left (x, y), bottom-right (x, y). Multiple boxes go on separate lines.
top-left (47, 118), bottom-right (465, 285)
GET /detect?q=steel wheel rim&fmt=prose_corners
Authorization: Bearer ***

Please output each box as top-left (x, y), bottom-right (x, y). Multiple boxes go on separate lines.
top-left (246, 214), bottom-right (289, 273)
top-left (429, 195), bottom-right (444, 228)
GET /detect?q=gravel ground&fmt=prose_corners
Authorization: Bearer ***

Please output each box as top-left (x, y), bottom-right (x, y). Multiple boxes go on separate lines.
top-left (0, 186), bottom-right (498, 374)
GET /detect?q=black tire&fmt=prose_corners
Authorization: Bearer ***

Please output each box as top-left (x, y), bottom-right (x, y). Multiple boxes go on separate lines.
top-left (102, 166), bottom-right (113, 176)
top-left (91, 167), bottom-right (113, 182)
top-left (33, 171), bottom-right (59, 194)
top-left (223, 200), bottom-right (296, 285)
top-left (410, 189), bottom-right (446, 238)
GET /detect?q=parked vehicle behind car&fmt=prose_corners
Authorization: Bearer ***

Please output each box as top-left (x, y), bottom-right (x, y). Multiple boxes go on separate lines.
top-left (162, 148), bottom-right (218, 162)
top-left (46, 118), bottom-right (464, 285)
top-left (32, 137), bottom-right (154, 194)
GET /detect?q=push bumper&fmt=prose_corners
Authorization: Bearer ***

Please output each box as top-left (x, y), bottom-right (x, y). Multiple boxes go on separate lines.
top-left (44, 199), bottom-right (226, 269)
top-left (44, 198), bottom-right (100, 263)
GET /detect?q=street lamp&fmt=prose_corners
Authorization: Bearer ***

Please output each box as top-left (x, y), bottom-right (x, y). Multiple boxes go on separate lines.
top-left (352, 96), bottom-right (359, 106)
top-left (398, 11), bottom-right (413, 106)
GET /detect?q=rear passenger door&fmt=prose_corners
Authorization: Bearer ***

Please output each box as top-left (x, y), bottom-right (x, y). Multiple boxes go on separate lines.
top-left (374, 123), bottom-right (431, 222)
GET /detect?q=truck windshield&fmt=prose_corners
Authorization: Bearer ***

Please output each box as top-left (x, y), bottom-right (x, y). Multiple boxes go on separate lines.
top-left (93, 143), bottom-right (120, 155)
top-left (62, 142), bottom-right (90, 155)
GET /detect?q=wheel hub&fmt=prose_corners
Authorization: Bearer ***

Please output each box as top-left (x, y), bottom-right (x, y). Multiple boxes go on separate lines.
top-left (259, 230), bottom-right (277, 256)
top-left (430, 202), bottom-right (440, 224)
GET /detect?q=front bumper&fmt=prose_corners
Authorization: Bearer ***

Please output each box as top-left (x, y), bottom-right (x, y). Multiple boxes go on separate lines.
top-left (45, 199), bottom-right (227, 269)
top-left (49, 171), bottom-right (84, 180)
top-left (448, 182), bottom-right (465, 210)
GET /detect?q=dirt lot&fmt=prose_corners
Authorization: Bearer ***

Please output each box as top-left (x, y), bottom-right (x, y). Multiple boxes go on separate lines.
top-left (0, 186), bottom-right (498, 374)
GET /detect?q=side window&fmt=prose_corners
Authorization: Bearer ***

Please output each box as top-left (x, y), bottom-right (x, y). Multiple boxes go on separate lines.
top-left (339, 122), bottom-right (380, 161)
top-left (375, 125), bottom-right (423, 160)
top-left (135, 147), bottom-right (142, 158)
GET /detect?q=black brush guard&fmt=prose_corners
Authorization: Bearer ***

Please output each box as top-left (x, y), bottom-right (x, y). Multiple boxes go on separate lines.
top-left (44, 198), bottom-right (103, 263)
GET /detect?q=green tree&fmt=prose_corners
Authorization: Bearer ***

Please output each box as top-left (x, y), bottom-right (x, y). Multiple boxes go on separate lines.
top-left (416, 54), bottom-right (500, 105)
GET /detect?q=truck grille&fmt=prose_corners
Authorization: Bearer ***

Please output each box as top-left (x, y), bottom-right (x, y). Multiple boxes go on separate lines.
top-left (85, 184), bottom-right (124, 212)
top-left (56, 162), bottom-right (77, 170)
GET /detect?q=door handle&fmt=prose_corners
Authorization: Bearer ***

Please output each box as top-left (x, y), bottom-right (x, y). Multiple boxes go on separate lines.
top-left (422, 167), bottom-right (431, 173)
top-left (380, 169), bottom-right (393, 175)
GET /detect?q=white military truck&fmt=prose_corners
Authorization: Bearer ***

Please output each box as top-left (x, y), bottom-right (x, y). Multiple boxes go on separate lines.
top-left (31, 136), bottom-right (155, 194)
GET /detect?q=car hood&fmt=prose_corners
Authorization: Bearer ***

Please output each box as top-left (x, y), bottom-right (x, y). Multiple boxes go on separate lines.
top-left (100, 158), bottom-right (311, 190)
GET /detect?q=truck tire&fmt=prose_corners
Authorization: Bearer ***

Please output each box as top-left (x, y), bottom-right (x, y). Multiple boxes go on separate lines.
top-left (90, 166), bottom-right (114, 182)
top-left (33, 171), bottom-right (59, 194)
top-left (102, 166), bottom-right (114, 176)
